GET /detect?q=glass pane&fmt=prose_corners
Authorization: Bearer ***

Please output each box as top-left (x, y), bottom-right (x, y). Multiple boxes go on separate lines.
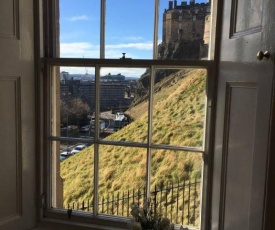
top-left (152, 68), bottom-right (207, 148)
top-left (105, 0), bottom-right (154, 59)
top-left (59, 0), bottom-right (100, 58)
top-left (98, 145), bottom-right (147, 217)
top-left (235, 0), bottom-right (262, 33)
top-left (99, 67), bottom-right (148, 143)
top-left (151, 149), bottom-right (202, 227)
top-left (58, 0), bottom-right (213, 60)
top-left (158, 0), bottom-right (212, 60)
top-left (51, 140), bottom-right (94, 213)
top-left (51, 66), bottom-right (96, 139)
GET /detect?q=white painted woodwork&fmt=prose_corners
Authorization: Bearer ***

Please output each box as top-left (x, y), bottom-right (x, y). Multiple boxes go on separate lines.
top-left (0, 0), bottom-right (36, 230)
top-left (211, 0), bottom-right (274, 229)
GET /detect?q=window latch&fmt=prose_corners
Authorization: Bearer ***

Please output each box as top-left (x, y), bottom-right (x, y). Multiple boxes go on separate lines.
top-left (120, 53), bottom-right (132, 60)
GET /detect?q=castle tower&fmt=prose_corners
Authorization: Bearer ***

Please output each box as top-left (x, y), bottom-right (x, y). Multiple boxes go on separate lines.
top-left (168, 1), bottom-right (173, 10)
top-left (162, 0), bottom-right (210, 44)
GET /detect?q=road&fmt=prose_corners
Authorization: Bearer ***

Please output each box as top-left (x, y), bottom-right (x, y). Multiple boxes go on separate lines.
top-left (60, 111), bottom-right (116, 151)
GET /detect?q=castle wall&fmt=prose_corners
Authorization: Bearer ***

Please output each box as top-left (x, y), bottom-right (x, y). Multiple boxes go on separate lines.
top-left (203, 14), bottom-right (210, 45)
top-left (199, 14), bottom-right (210, 59)
top-left (162, 1), bottom-right (210, 44)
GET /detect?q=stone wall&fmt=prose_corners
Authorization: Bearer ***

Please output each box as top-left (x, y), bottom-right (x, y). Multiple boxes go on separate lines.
top-left (162, 1), bottom-right (211, 59)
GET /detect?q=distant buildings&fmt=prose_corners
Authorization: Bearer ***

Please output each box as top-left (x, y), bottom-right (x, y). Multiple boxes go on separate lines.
top-left (101, 73), bottom-right (125, 81)
top-left (60, 73), bottom-right (138, 112)
top-left (60, 71), bottom-right (71, 81)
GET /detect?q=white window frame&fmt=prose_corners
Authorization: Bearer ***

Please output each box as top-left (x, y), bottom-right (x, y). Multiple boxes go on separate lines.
top-left (38, 0), bottom-right (219, 229)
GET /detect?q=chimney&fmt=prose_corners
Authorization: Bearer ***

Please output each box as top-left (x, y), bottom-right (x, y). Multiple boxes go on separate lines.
top-left (169, 1), bottom-right (173, 10)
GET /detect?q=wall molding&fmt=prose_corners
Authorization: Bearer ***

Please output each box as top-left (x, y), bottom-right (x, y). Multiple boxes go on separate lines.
top-left (219, 81), bottom-right (258, 230)
top-left (0, 76), bottom-right (22, 225)
top-left (0, 0), bottom-right (19, 40)
top-left (230, 0), bottom-right (262, 39)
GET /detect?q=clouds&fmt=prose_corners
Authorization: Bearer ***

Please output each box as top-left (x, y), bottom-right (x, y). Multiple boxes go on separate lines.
top-left (60, 41), bottom-right (153, 58)
top-left (60, 41), bottom-right (150, 77)
top-left (99, 67), bottom-right (146, 78)
top-left (67, 15), bottom-right (89, 22)
top-left (111, 36), bottom-right (144, 42)
top-left (61, 42), bottom-right (98, 57)
top-left (106, 42), bottom-right (153, 50)
top-left (60, 38), bottom-right (154, 78)
top-left (60, 66), bottom-right (146, 78)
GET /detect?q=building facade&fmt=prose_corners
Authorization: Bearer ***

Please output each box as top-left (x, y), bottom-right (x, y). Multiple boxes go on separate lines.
top-left (60, 76), bottom-right (135, 112)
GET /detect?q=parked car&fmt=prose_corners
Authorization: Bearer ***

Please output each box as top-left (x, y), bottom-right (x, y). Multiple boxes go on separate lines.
top-left (71, 144), bottom-right (86, 154)
top-left (60, 148), bottom-right (72, 161)
top-left (80, 125), bottom-right (90, 132)
top-left (60, 153), bottom-right (69, 161)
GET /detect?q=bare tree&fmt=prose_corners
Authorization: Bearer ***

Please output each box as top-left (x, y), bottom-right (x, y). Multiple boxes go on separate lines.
top-left (61, 98), bottom-right (90, 126)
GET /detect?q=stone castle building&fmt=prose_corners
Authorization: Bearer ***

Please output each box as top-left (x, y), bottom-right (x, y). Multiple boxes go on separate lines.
top-left (161, 0), bottom-right (211, 59)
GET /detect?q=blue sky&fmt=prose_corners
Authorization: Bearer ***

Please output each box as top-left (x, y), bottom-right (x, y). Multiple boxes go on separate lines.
top-left (60, 0), bottom-right (207, 76)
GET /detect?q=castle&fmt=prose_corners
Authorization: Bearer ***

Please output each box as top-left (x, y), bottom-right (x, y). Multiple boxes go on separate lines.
top-left (160, 0), bottom-right (211, 59)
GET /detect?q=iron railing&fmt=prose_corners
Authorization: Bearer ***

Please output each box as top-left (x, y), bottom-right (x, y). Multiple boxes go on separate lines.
top-left (66, 178), bottom-right (201, 226)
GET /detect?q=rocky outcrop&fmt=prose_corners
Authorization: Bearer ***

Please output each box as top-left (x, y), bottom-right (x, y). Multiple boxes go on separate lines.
top-left (133, 39), bottom-right (206, 107)
top-left (158, 40), bottom-right (202, 60)
top-left (139, 39), bottom-right (202, 89)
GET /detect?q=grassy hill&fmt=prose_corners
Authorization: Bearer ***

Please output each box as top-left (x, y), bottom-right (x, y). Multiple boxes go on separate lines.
top-left (60, 69), bottom-right (207, 220)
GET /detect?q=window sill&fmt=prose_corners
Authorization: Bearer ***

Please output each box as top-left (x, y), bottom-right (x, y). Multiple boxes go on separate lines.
top-left (32, 218), bottom-right (130, 230)
top-left (33, 218), bottom-right (197, 230)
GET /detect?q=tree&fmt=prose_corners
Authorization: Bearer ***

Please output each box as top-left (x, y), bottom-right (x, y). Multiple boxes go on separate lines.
top-left (61, 98), bottom-right (90, 127)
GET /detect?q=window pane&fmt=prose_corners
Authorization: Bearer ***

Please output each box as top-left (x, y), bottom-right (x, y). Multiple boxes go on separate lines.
top-left (51, 140), bottom-right (94, 213)
top-left (105, 0), bottom-right (154, 59)
top-left (99, 67), bottom-right (148, 143)
top-left (58, 0), bottom-right (213, 60)
top-left (152, 68), bottom-right (206, 148)
top-left (51, 66), bottom-right (96, 139)
top-left (158, 0), bottom-right (212, 60)
top-left (59, 0), bottom-right (100, 58)
top-left (98, 145), bottom-right (147, 217)
top-left (151, 149), bottom-right (202, 227)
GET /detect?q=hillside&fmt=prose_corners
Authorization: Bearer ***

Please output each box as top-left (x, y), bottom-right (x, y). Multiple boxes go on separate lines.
top-left (60, 68), bottom-right (207, 211)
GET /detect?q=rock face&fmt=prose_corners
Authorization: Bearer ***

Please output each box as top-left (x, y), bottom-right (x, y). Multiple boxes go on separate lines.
top-left (158, 40), bottom-right (202, 60)
top-left (139, 39), bottom-right (202, 89)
